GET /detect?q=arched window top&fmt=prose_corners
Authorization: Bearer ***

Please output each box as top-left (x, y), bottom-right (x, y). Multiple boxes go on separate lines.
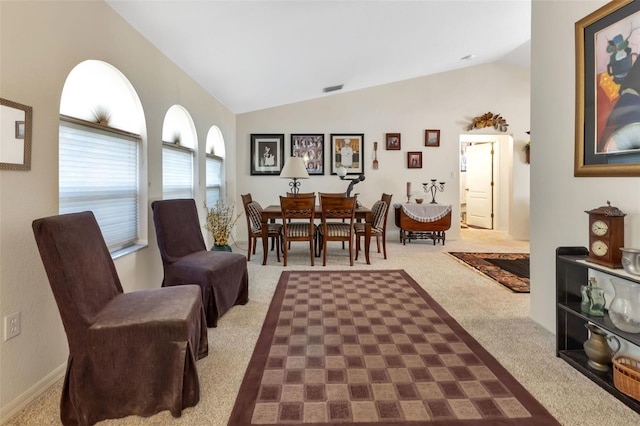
top-left (60, 60), bottom-right (143, 134)
top-left (206, 125), bottom-right (225, 157)
top-left (162, 105), bottom-right (196, 149)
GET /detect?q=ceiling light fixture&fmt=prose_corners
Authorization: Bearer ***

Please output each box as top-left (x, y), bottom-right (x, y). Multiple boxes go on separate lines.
top-left (323, 84), bottom-right (344, 93)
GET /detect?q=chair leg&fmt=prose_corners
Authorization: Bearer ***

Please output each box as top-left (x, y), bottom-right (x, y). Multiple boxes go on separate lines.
top-left (382, 235), bottom-right (387, 259)
top-left (309, 238), bottom-right (314, 266)
top-left (348, 238), bottom-right (354, 266)
top-left (252, 237), bottom-right (257, 255)
top-left (377, 236), bottom-right (381, 253)
top-left (322, 238), bottom-right (327, 266)
top-left (247, 235), bottom-right (253, 261)
top-left (355, 234), bottom-right (360, 261)
top-left (283, 236), bottom-right (288, 266)
top-left (276, 236), bottom-right (281, 262)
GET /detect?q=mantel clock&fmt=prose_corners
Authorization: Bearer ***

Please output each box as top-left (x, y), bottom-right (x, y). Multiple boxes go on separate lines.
top-left (585, 201), bottom-right (625, 269)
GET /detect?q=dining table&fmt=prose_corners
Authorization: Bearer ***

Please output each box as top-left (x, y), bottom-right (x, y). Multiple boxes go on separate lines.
top-left (260, 204), bottom-right (372, 265)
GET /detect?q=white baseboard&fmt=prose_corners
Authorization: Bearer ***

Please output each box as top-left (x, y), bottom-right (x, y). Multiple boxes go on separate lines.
top-left (0, 363), bottom-right (66, 424)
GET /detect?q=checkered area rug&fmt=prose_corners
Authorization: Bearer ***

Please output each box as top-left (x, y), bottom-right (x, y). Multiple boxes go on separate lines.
top-left (227, 270), bottom-right (558, 425)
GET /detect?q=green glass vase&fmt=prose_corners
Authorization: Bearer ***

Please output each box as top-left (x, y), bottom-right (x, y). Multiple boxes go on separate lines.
top-left (210, 244), bottom-right (232, 252)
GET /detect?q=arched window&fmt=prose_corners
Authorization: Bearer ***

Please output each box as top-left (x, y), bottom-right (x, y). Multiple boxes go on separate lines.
top-left (162, 105), bottom-right (196, 200)
top-left (205, 126), bottom-right (225, 207)
top-left (59, 60), bottom-right (146, 255)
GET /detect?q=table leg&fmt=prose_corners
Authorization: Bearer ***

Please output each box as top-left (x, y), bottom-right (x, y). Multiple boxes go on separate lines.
top-left (261, 217), bottom-right (269, 265)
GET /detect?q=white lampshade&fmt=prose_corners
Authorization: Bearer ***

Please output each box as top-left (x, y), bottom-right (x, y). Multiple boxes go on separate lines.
top-left (336, 166), bottom-right (347, 178)
top-left (280, 157), bottom-right (309, 179)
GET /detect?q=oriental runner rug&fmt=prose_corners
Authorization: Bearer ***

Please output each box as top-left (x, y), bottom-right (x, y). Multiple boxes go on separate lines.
top-left (448, 253), bottom-right (530, 293)
top-left (227, 270), bottom-right (558, 425)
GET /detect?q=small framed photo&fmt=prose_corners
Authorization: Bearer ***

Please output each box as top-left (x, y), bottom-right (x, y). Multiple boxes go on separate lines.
top-left (330, 133), bottom-right (364, 175)
top-left (250, 134), bottom-right (284, 175)
top-left (407, 151), bottom-right (422, 169)
top-left (385, 133), bottom-right (401, 150)
top-left (425, 129), bottom-right (440, 147)
top-left (15, 121), bottom-right (25, 139)
top-left (291, 134), bottom-right (324, 175)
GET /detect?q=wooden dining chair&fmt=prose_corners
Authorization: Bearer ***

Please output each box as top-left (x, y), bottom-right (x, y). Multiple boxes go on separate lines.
top-left (356, 193), bottom-right (392, 260)
top-left (241, 193), bottom-right (282, 262)
top-left (280, 194), bottom-right (316, 266)
top-left (319, 195), bottom-right (357, 266)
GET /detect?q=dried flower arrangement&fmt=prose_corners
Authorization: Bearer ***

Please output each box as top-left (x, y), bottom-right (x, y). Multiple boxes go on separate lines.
top-left (204, 200), bottom-right (242, 247)
top-left (467, 112), bottom-right (509, 132)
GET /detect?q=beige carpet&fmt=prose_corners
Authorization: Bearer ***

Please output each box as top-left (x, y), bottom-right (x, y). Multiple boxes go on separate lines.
top-left (5, 228), bottom-right (639, 425)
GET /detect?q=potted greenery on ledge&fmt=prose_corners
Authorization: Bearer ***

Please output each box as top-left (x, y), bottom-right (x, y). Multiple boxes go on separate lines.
top-left (204, 200), bottom-right (241, 251)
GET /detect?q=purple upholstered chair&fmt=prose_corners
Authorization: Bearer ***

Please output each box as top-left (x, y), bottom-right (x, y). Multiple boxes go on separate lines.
top-left (32, 211), bottom-right (208, 426)
top-left (151, 198), bottom-right (249, 327)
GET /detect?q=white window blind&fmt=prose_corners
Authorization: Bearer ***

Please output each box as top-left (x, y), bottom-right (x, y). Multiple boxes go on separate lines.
top-left (162, 143), bottom-right (194, 200)
top-left (206, 154), bottom-right (223, 207)
top-left (59, 118), bottom-right (140, 252)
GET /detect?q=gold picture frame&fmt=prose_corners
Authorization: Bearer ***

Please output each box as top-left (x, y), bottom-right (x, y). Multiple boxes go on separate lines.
top-left (575, 0), bottom-right (640, 176)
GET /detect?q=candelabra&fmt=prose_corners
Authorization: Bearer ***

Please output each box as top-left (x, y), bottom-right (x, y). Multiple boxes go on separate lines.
top-left (422, 179), bottom-right (445, 204)
top-left (337, 167), bottom-right (365, 197)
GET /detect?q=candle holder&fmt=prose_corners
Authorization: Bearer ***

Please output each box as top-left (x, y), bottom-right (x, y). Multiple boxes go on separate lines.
top-left (422, 179), bottom-right (445, 204)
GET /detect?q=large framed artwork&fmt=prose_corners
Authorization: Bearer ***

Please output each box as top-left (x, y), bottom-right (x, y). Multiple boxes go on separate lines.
top-left (250, 134), bottom-right (284, 175)
top-left (291, 134), bottom-right (324, 175)
top-left (575, 0), bottom-right (640, 176)
top-left (330, 133), bottom-right (364, 175)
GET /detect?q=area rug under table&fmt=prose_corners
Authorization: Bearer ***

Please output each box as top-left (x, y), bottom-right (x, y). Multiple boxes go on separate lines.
top-left (227, 270), bottom-right (557, 425)
top-left (448, 253), bottom-right (530, 293)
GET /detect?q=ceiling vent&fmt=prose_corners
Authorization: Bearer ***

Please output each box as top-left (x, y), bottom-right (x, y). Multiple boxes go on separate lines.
top-left (323, 84), bottom-right (344, 93)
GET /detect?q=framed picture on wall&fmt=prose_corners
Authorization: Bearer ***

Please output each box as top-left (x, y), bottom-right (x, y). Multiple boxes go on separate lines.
top-left (385, 133), bottom-right (401, 150)
top-left (291, 134), bottom-right (324, 175)
top-left (330, 133), bottom-right (364, 175)
top-left (407, 151), bottom-right (422, 169)
top-left (15, 121), bottom-right (25, 139)
top-left (250, 134), bottom-right (284, 175)
top-left (425, 129), bottom-right (440, 147)
top-left (575, 0), bottom-right (640, 176)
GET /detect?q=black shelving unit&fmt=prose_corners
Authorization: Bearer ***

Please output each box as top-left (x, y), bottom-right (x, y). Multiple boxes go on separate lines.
top-left (556, 247), bottom-right (640, 414)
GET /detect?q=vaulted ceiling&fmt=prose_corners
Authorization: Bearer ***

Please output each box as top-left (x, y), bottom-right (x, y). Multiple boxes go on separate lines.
top-left (106, 1), bottom-right (531, 114)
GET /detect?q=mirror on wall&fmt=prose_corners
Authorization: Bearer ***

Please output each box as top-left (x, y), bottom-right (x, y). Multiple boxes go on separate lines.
top-left (1, 98), bottom-right (32, 170)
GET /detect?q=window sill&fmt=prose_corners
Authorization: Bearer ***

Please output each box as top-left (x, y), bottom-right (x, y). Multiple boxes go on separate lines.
top-left (111, 243), bottom-right (147, 260)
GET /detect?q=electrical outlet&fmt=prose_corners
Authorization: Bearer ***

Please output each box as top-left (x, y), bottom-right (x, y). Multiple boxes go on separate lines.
top-left (4, 312), bottom-right (20, 341)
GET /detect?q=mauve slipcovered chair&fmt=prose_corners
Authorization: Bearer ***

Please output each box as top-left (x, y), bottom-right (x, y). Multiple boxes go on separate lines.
top-left (32, 211), bottom-right (208, 426)
top-left (151, 198), bottom-right (249, 327)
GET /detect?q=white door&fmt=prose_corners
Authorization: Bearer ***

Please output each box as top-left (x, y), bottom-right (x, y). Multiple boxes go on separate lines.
top-left (466, 142), bottom-right (494, 229)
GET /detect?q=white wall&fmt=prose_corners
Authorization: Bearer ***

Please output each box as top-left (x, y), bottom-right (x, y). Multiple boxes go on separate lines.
top-left (236, 62), bottom-right (531, 242)
top-left (0, 1), bottom-right (236, 418)
top-left (530, 0), bottom-right (640, 332)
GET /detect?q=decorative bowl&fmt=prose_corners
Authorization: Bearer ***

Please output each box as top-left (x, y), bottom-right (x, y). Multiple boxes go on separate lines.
top-left (621, 248), bottom-right (640, 276)
top-left (415, 198), bottom-right (424, 204)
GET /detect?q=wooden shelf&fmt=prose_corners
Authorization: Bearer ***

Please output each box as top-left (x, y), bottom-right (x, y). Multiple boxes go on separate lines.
top-left (556, 247), bottom-right (640, 414)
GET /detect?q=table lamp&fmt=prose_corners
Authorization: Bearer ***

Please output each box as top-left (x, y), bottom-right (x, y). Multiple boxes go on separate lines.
top-left (280, 157), bottom-right (309, 195)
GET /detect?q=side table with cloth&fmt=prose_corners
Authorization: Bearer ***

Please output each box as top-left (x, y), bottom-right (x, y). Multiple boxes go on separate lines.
top-left (393, 203), bottom-right (452, 245)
